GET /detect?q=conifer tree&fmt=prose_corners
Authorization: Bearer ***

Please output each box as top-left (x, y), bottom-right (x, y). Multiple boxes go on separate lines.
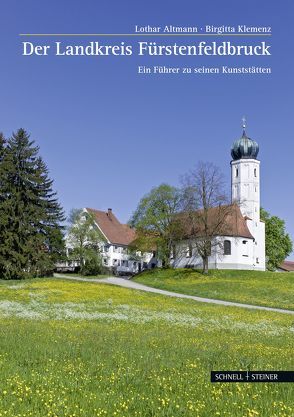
top-left (0, 129), bottom-right (65, 279)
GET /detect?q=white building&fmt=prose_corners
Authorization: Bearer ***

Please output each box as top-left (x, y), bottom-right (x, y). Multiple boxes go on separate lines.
top-left (173, 121), bottom-right (266, 271)
top-left (86, 208), bottom-right (156, 273)
top-left (59, 208), bottom-right (157, 274)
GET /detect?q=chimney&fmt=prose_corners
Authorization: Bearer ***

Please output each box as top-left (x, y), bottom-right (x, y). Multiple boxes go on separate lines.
top-left (107, 208), bottom-right (112, 216)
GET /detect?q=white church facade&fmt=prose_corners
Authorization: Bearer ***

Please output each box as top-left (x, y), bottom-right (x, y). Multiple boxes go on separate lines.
top-left (172, 121), bottom-right (266, 271)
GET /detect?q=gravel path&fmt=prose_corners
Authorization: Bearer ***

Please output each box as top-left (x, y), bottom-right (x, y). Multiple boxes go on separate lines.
top-left (54, 274), bottom-right (294, 315)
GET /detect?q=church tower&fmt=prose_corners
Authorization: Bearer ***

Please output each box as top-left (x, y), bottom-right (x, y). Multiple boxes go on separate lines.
top-left (230, 118), bottom-right (265, 271)
top-left (231, 118), bottom-right (260, 223)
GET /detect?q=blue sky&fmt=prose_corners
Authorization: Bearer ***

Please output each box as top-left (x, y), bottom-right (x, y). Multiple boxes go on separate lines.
top-left (1, 0), bottom-right (293, 258)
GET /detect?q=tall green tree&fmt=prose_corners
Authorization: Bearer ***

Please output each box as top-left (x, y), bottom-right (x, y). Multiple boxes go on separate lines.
top-left (0, 132), bottom-right (7, 205)
top-left (67, 209), bottom-right (104, 275)
top-left (0, 129), bottom-right (65, 279)
top-left (129, 184), bottom-right (183, 267)
top-left (260, 208), bottom-right (293, 271)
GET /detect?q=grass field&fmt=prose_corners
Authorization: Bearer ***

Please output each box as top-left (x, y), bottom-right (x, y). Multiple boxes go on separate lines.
top-left (0, 277), bottom-right (293, 417)
top-left (133, 269), bottom-right (294, 310)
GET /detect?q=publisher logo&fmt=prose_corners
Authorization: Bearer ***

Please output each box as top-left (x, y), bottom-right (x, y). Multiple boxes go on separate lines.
top-left (211, 371), bottom-right (294, 383)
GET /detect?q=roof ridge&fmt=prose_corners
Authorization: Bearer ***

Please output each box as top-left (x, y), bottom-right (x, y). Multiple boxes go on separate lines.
top-left (86, 207), bottom-right (136, 245)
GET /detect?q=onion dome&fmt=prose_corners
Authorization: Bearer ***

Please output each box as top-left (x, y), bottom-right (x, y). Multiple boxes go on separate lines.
top-left (231, 118), bottom-right (259, 160)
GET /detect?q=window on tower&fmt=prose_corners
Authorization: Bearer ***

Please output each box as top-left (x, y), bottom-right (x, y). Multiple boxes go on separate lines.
top-left (254, 168), bottom-right (257, 177)
top-left (236, 168), bottom-right (239, 177)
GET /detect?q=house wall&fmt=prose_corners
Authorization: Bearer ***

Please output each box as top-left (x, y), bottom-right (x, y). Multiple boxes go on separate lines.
top-left (59, 241), bottom-right (155, 274)
top-left (100, 244), bottom-right (155, 273)
top-left (172, 235), bottom-right (264, 271)
top-left (245, 219), bottom-right (266, 271)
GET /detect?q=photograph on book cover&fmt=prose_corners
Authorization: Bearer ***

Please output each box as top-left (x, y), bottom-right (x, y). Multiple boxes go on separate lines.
top-left (0, 0), bottom-right (293, 416)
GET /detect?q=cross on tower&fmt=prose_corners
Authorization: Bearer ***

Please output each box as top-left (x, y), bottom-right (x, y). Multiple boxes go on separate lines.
top-left (242, 116), bottom-right (246, 129)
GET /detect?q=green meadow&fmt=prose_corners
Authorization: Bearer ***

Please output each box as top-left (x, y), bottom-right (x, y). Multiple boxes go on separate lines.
top-left (0, 277), bottom-right (293, 417)
top-left (134, 269), bottom-right (294, 310)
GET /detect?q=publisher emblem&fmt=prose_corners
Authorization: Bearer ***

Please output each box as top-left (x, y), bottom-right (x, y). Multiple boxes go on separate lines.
top-left (211, 371), bottom-right (294, 383)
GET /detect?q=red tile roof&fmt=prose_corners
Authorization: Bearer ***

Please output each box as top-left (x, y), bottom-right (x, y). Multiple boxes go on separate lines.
top-left (86, 208), bottom-right (136, 245)
top-left (279, 261), bottom-right (294, 272)
top-left (179, 204), bottom-right (254, 240)
top-left (87, 204), bottom-right (253, 247)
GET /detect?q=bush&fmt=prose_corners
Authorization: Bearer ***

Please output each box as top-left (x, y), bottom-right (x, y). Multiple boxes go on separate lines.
top-left (81, 250), bottom-right (102, 276)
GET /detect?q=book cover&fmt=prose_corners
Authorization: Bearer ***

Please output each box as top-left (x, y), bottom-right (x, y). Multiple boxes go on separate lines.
top-left (0, 1), bottom-right (293, 416)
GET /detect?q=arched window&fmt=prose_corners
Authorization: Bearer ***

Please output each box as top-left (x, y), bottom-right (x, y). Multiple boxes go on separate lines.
top-left (235, 168), bottom-right (239, 177)
top-left (224, 240), bottom-right (231, 255)
top-left (254, 168), bottom-right (257, 177)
